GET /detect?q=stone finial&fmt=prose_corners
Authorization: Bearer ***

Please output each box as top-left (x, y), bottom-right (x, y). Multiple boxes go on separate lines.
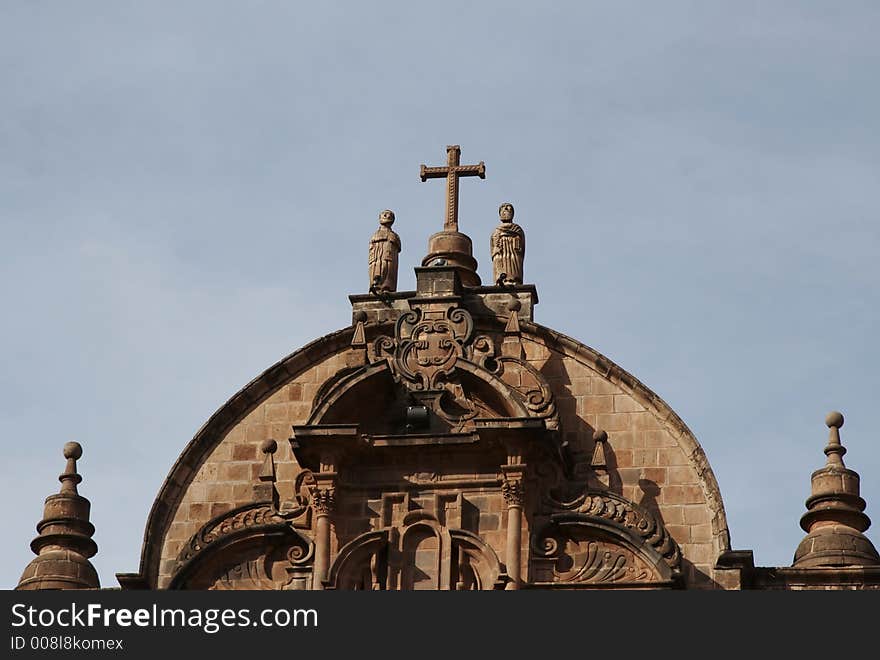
top-left (348, 311), bottom-right (368, 368)
top-left (792, 411), bottom-right (879, 568)
top-left (259, 438), bottom-right (278, 480)
top-left (368, 209), bottom-right (401, 294)
top-left (501, 298), bottom-right (524, 359)
top-left (17, 443), bottom-right (100, 590)
top-left (491, 202), bottom-right (525, 286)
top-left (591, 429), bottom-right (608, 470)
top-left (590, 429), bottom-right (611, 489)
top-left (823, 410), bottom-right (846, 468)
top-left (254, 438), bottom-right (279, 507)
top-left (60, 441), bottom-right (83, 495)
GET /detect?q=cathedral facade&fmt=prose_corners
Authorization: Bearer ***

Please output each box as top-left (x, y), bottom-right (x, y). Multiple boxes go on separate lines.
top-left (17, 147), bottom-right (880, 591)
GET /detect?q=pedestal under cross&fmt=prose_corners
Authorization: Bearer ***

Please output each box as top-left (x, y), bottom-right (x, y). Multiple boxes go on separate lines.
top-left (420, 145), bottom-right (486, 232)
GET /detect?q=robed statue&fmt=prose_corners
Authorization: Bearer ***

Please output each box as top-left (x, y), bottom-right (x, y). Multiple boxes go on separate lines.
top-left (490, 202), bottom-right (525, 285)
top-left (368, 209), bottom-right (401, 293)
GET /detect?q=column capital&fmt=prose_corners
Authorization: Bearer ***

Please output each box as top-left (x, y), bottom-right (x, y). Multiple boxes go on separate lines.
top-left (312, 486), bottom-right (337, 515)
top-left (502, 475), bottom-right (525, 507)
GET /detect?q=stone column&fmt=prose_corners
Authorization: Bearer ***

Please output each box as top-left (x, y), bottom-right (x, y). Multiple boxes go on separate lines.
top-left (312, 475), bottom-right (336, 590)
top-left (311, 458), bottom-right (338, 590)
top-left (501, 466), bottom-right (525, 590)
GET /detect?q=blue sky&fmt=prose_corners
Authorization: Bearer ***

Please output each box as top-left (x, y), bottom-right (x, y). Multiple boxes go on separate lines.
top-left (2, 2), bottom-right (878, 588)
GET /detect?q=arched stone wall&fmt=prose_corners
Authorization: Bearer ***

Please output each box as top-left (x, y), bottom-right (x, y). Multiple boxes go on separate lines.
top-left (132, 319), bottom-right (730, 590)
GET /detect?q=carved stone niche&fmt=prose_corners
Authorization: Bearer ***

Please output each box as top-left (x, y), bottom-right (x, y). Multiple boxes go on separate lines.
top-left (326, 513), bottom-right (507, 590)
top-left (169, 503), bottom-right (314, 590)
top-left (529, 513), bottom-right (682, 589)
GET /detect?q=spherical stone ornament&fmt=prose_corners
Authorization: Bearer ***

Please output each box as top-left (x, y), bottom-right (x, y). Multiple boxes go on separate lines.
top-left (825, 411), bottom-right (844, 429)
top-left (261, 438), bottom-right (278, 454)
top-left (63, 442), bottom-right (82, 460)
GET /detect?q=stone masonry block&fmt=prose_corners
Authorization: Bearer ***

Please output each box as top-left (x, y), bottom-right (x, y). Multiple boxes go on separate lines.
top-left (186, 483), bottom-right (207, 503)
top-left (681, 485), bottom-right (704, 504)
top-left (232, 483), bottom-right (252, 502)
top-left (667, 466), bottom-right (698, 485)
top-left (613, 449), bottom-right (633, 468)
top-left (631, 413), bottom-right (662, 430)
top-left (658, 448), bottom-right (688, 466)
top-left (683, 506), bottom-right (711, 525)
top-left (660, 486), bottom-right (704, 504)
top-left (613, 395), bottom-right (645, 413)
top-left (581, 396), bottom-right (614, 414)
top-left (167, 521), bottom-right (196, 542)
top-left (681, 543), bottom-right (713, 565)
top-left (205, 483), bottom-right (234, 501)
top-left (301, 382), bottom-right (320, 405)
top-left (660, 506), bottom-right (684, 525)
top-left (596, 413), bottom-right (632, 432)
top-left (662, 486), bottom-right (685, 505)
top-left (591, 379), bottom-right (621, 395)
top-left (712, 569), bottom-right (742, 591)
top-left (295, 366), bottom-right (319, 385)
top-left (287, 382), bottom-right (303, 401)
top-left (245, 424), bottom-right (270, 443)
top-left (224, 426), bottom-right (245, 444)
top-left (641, 467), bottom-right (666, 485)
top-left (667, 525), bottom-right (690, 545)
top-left (187, 503), bottom-right (211, 522)
top-left (690, 524), bottom-right (712, 542)
top-left (269, 422), bottom-right (292, 440)
top-left (642, 430), bottom-right (675, 448)
top-left (194, 463), bottom-right (219, 483)
top-left (617, 468), bottom-right (642, 485)
top-left (164, 540), bottom-right (183, 559)
top-left (632, 449), bottom-right (658, 467)
top-left (232, 443), bottom-right (258, 461)
top-left (220, 462), bottom-right (251, 481)
top-left (523, 340), bottom-right (550, 361)
top-left (569, 378), bottom-right (592, 396)
top-left (210, 442), bottom-right (233, 461)
top-left (607, 431), bottom-right (641, 449)
top-left (241, 406), bottom-right (264, 426)
top-left (211, 502), bottom-right (233, 518)
top-left (265, 402), bottom-right (289, 421)
top-left (287, 402), bottom-right (312, 421)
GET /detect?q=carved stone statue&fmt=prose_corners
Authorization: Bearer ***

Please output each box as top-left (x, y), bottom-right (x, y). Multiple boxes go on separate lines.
top-left (368, 209), bottom-right (401, 293)
top-left (490, 202), bottom-right (525, 285)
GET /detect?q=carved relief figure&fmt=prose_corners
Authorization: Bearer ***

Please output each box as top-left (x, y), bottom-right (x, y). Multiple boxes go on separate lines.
top-left (490, 202), bottom-right (525, 285)
top-left (368, 209), bottom-right (401, 293)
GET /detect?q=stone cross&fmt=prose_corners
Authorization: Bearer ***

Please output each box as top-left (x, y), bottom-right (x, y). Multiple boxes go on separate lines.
top-left (420, 145), bottom-right (485, 232)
